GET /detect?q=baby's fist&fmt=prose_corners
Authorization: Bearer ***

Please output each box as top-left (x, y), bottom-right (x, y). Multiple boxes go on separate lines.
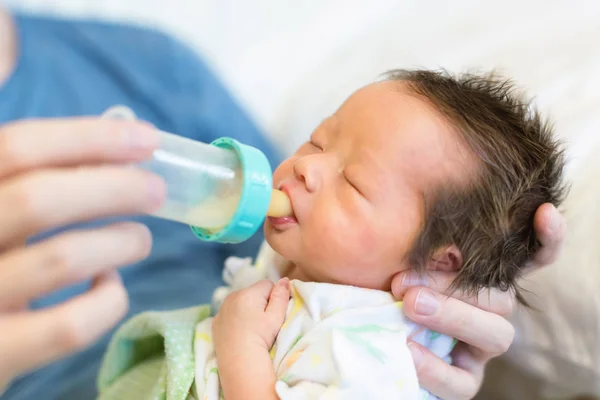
top-left (213, 279), bottom-right (291, 354)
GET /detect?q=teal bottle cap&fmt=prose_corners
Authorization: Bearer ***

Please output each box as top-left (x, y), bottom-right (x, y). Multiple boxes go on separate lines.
top-left (190, 137), bottom-right (272, 243)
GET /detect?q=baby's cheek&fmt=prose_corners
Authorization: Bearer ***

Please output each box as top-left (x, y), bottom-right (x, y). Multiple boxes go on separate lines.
top-left (315, 211), bottom-right (375, 259)
top-left (272, 157), bottom-right (296, 184)
top-left (302, 209), bottom-right (344, 255)
top-left (356, 227), bottom-right (378, 255)
top-left (335, 224), bottom-right (379, 267)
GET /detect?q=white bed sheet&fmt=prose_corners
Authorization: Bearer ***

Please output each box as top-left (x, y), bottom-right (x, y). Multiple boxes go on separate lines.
top-left (5, 1), bottom-right (600, 397)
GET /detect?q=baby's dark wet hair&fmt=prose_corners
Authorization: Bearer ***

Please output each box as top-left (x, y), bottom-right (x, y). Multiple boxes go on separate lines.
top-left (386, 69), bottom-right (567, 304)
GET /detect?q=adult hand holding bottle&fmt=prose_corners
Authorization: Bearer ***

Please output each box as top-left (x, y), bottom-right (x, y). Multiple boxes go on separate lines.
top-left (0, 118), bottom-right (165, 391)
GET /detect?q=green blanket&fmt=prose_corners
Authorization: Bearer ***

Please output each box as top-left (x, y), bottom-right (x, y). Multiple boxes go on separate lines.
top-left (97, 305), bottom-right (211, 400)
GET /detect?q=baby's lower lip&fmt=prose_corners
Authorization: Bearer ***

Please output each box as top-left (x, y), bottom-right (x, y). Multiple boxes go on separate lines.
top-left (268, 216), bottom-right (298, 229)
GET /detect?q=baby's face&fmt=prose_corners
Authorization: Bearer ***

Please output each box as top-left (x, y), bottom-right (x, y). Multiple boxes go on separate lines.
top-left (265, 81), bottom-right (473, 291)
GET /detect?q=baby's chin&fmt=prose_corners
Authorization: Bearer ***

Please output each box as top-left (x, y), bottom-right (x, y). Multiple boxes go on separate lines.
top-left (263, 223), bottom-right (296, 259)
top-left (264, 223), bottom-right (313, 274)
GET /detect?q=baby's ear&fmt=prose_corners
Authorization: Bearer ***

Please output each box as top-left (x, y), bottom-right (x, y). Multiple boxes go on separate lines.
top-left (428, 245), bottom-right (463, 272)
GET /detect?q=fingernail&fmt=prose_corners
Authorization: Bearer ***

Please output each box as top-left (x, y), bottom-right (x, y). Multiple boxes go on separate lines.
top-left (147, 174), bottom-right (166, 208)
top-left (279, 278), bottom-right (290, 291)
top-left (415, 289), bottom-right (439, 316)
top-left (127, 122), bottom-right (158, 151)
top-left (120, 222), bottom-right (152, 250)
top-left (136, 224), bottom-right (153, 250)
top-left (408, 342), bottom-right (423, 367)
top-left (402, 271), bottom-right (428, 288)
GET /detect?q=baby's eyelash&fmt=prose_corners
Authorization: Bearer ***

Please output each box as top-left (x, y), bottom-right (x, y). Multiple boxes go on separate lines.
top-left (309, 140), bottom-right (323, 150)
top-left (344, 173), bottom-right (363, 196)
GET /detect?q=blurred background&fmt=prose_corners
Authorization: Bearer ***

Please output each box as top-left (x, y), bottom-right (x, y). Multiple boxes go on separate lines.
top-left (6, 0), bottom-right (600, 166)
top-left (4, 1), bottom-right (600, 398)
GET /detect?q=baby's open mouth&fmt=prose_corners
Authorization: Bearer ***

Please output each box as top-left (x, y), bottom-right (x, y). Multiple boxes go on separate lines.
top-left (267, 184), bottom-right (297, 228)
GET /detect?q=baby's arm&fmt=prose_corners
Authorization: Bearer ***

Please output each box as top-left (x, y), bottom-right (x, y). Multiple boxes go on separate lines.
top-left (212, 279), bottom-right (290, 400)
top-left (217, 344), bottom-right (279, 400)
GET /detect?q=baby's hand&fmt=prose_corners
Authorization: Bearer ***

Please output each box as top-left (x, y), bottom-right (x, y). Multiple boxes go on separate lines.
top-left (213, 279), bottom-right (290, 356)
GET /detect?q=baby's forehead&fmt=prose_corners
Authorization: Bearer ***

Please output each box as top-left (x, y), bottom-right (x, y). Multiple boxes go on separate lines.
top-left (337, 82), bottom-right (450, 136)
top-left (335, 83), bottom-right (478, 190)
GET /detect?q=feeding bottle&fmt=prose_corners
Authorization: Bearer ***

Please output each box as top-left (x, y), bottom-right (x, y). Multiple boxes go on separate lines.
top-left (102, 105), bottom-right (292, 243)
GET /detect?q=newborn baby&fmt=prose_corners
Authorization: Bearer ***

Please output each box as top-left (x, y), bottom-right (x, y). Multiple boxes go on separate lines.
top-left (97, 70), bottom-right (566, 400)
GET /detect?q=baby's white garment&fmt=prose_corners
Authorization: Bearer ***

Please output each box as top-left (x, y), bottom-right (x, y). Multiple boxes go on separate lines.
top-left (195, 243), bottom-right (455, 400)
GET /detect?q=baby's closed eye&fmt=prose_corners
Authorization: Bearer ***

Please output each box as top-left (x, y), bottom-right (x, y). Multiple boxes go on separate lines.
top-left (308, 140), bottom-right (323, 151)
top-left (343, 171), bottom-right (364, 196)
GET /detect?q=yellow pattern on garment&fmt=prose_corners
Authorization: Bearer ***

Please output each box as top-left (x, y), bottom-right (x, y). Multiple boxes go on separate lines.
top-left (328, 307), bottom-right (342, 317)
top-left (396, 378), bottom-right (405, 391)
top-left (196, 332), bottom-right (212, 343)
top-left (269, 344), bottom-right (277, 360)
top-left (285, 349), bottom-right (305, 369)
top-left (281, 286), bottom-right (304, 329)
top-left (311, 353), bottom-right (322, 367)
top-left (395, 301), bottom-right (403, 309)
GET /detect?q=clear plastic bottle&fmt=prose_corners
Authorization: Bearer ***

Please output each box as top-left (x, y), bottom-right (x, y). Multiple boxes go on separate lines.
top-left (141, 130), bottom-right (242, 231)
top-left (102, 106), bottom-right (291, 243)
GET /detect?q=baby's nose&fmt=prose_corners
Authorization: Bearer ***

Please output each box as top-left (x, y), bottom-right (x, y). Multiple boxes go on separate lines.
top-left (293, 156), bottom-right (321, 192)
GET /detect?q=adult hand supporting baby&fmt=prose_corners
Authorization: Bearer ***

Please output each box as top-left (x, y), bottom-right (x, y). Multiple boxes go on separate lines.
top-left (0, 118), bottom-right (165, 392)
top-left (392, 203), bottom-right (566, 400)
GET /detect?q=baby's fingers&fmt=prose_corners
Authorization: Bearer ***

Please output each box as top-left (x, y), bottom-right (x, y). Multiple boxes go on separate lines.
top-left (266, 278), bottom-right (291, 324)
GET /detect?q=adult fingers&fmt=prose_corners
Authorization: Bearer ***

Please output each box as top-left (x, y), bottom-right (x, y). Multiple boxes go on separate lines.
top-left (529, 203), bottom-right (567, 268)
top-left (0, 270), bottom-right (128, 386)
top-left (0, 165), bottom-right (165, 245)
top-left (408, 342), bottom-right (482, 400)
top-left (0, 118), bottom-right (157, 179)
top-left (0, 222), bottom-right (152, 309)
top-left (403, 288), bottom-right (515, 358)
top-left (392, 270), bottom-right (516, 318)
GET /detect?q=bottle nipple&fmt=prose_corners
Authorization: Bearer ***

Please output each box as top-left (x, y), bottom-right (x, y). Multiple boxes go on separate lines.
top-left (267, 189), bottom-right (293, 217)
